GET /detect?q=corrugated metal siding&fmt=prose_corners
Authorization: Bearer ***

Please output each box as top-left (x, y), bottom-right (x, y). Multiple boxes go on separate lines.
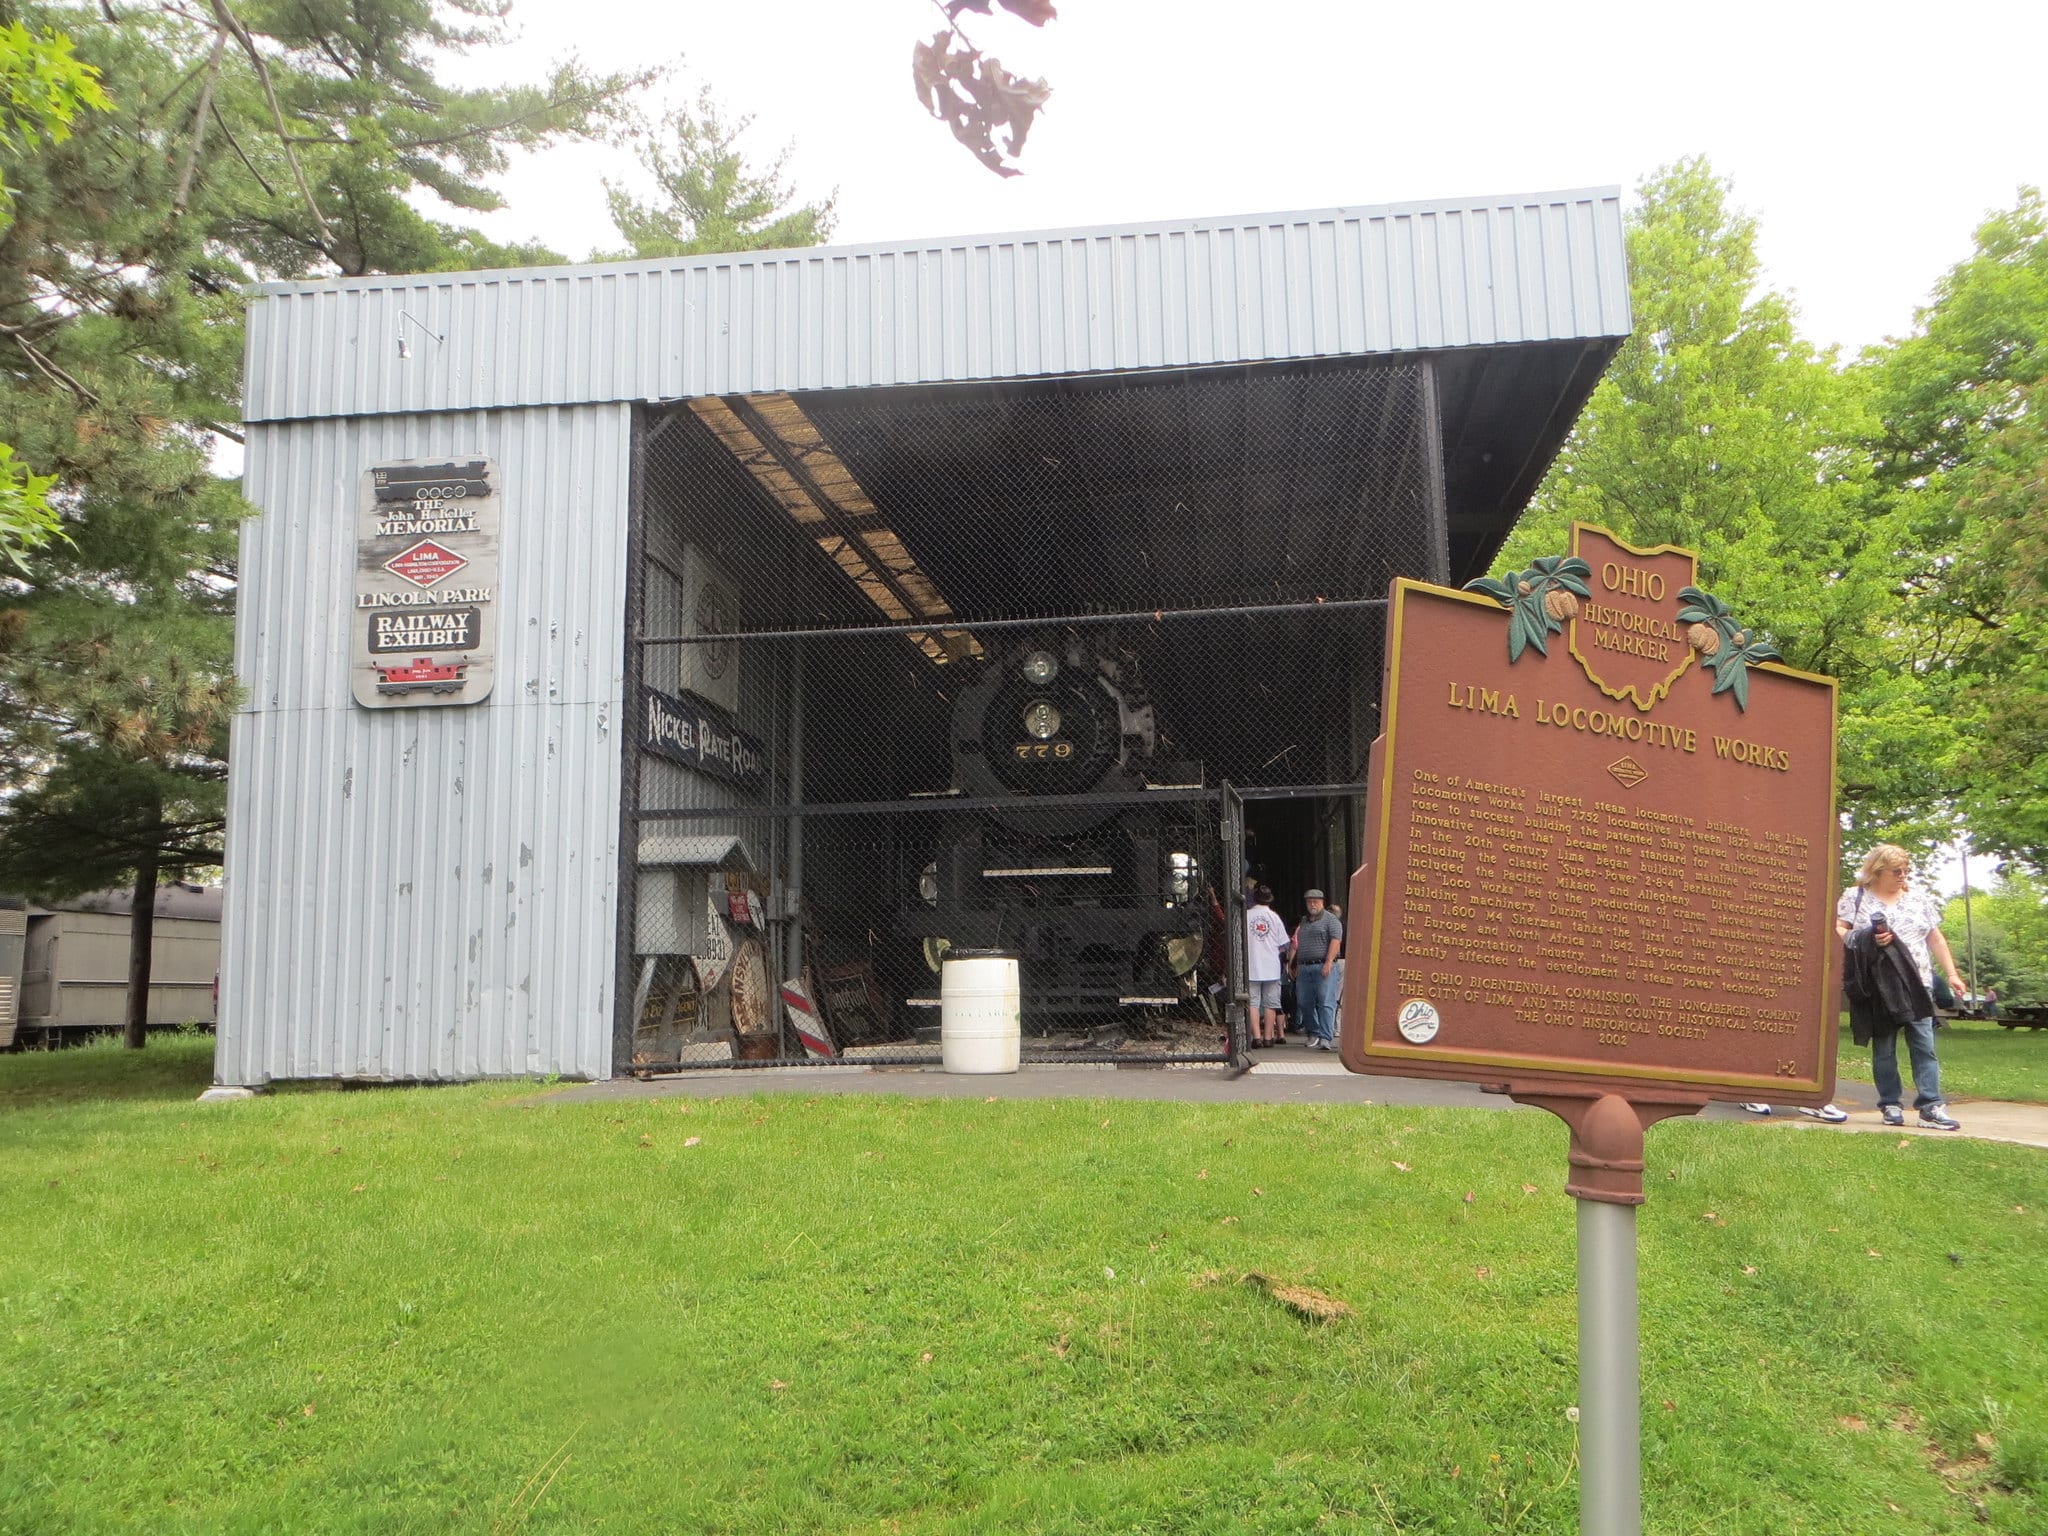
top-left (214, 404), bottom-right (631, 1084)
top-left (244, 192), bottom-right (1630, 424)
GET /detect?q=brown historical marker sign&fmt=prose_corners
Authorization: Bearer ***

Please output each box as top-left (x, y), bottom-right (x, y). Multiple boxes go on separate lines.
top-left (1339, 524), bottom-right (1840, 1104)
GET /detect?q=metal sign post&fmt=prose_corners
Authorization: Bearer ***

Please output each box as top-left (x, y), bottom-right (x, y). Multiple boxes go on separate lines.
top-left (1339, 526), bottom-right (1842, 1535)
top-left (1577, 1195), bottom-right (1639, 1536)
top-left (1511, 1090), bottom-right (1698, 1536)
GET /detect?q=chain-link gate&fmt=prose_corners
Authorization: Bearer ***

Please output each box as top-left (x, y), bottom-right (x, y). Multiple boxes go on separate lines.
top-left (615, 357), bottom-right (1446, 1072)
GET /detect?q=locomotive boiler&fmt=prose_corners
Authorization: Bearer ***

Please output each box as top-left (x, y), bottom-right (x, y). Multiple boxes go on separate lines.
top-left (900, 632), bottom-right (1212, 1018)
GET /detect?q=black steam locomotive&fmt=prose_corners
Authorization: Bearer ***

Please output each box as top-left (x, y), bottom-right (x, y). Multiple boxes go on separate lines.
top-left (371, 460), bottom-right (493, 505)
top-left (900, 633), bottom-right (1212, 1018)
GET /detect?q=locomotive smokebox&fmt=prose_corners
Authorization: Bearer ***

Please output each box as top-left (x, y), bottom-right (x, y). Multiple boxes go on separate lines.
top-left (903, 633), bottom-right (1209, 1018)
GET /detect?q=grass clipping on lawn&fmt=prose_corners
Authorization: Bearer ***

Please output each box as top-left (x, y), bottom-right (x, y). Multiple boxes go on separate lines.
top-left (1241, 1270), bottom-right (1353, 1322)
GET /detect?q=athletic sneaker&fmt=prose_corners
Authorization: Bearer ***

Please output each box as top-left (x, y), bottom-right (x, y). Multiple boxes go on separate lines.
top-left (1739, 1103), bottom-right (1773, 1116)
top-left (1798, 1104), bottom-right (1850, 1124)
top-left (1881, 1105), bottom-right (1905, 1127)
top-left (1918, 1105), bottom-right (1962, 1131)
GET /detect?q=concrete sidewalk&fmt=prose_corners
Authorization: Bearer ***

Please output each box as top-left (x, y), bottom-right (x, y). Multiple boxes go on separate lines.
top-left (1749, 1100), bottom-right (2048, 1151)
top-left (545, 1040), bottom-right (2048, 1151)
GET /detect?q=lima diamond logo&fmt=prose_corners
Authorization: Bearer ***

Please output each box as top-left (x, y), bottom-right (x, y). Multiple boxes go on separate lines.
top-left (1606, 755), bottom-right (1648, 789)
top-left (385, 539), bottom-right (468, 588)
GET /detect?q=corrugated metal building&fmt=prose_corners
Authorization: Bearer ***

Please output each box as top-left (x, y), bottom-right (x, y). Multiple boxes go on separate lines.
top-left (219, 189), bottom-right (1632, 1085)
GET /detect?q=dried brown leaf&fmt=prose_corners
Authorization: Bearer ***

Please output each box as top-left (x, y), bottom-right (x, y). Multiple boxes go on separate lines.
top-left (1392, 1161), bottom-right (1411, 1172)
top-left (909, 29), bottom-right (1050, 177)
top-left (910, 31), bottom-right (954, 119)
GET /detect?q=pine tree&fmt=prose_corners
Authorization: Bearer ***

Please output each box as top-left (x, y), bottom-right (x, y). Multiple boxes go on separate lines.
top-left (0, 16), bottom-right (107, 566)
top-left (603, 87), bottom-right (835, 260)
top-left (0, 0), bottom-right (648, 1044)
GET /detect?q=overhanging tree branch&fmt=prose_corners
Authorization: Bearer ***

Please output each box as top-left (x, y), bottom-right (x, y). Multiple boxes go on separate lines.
top-left (206, 0), bottom-right (345, 264)
top-left (171, 29), bottom-right (227, 216)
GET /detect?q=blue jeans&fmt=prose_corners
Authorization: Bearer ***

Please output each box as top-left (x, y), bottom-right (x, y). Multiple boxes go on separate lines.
top-left (1294, 964), bottom-right (1337, 1043)
top-left (1871, 1017), bottom-right (1942, 1110)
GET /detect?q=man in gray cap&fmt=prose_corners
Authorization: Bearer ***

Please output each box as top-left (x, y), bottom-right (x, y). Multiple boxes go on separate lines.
top-left (1289, 888), bottom-right (1344, 1050)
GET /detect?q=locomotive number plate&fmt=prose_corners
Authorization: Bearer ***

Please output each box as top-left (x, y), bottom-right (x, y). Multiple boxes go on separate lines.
top-left (1012, 740), bottom-right (1075, 760)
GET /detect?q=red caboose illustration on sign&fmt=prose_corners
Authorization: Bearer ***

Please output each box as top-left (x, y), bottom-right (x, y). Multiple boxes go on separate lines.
top-left (374, 656), bottom-right (467, 695)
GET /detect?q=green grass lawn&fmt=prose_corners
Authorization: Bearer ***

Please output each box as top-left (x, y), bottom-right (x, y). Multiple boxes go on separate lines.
top-left (1835, 1016), bottom-right (2048, 1105)
top-left (3, 1036), bottom-right (2045, 1535)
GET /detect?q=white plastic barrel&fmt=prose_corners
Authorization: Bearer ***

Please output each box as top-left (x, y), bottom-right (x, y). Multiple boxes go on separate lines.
top-left (940, 951), bottom-right (1021, 1074)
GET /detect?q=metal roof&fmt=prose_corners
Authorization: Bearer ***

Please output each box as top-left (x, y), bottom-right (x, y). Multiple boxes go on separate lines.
top-left (242, 189), bottom-right (1630, 424)
top-left (23, 884), bottom-right (224, 921)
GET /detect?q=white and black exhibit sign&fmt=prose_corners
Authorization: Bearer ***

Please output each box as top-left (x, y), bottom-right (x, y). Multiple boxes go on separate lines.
top-left (352, 458), bottom-right (500, 708)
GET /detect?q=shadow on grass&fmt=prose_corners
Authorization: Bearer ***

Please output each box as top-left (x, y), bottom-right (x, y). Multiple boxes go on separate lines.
top-left (0, 1031), bottom-right (216, 1111)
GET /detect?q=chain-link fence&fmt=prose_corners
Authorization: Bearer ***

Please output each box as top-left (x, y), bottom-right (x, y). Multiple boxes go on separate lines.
top-left (615, 358), bottom-right (1444, 1072)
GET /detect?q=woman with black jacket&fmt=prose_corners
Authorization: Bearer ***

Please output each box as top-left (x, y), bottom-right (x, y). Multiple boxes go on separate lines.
top-left (1838, 845), bottom-right (1967, 1130)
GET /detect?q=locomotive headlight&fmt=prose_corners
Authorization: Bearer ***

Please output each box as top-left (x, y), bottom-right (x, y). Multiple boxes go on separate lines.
top-left (919, 861), bottom-right (939, 906)
top-left (1023, 700), bottom-right (1062, 740)
top-left (1021, 649), bottom-right (1058, 685)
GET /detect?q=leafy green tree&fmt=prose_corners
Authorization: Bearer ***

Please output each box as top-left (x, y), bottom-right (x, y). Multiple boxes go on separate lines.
top-left (604, 88), bottom-right (835, 260)
top-left (0, 17), bottom-right (105, 210)
top-left (1500, 159), bottom-right (1925, 840)
top-left (0, 0), bottom-right (647, 1044)
top-left (1501, 159), bottom-right (1885, 675)
top-left (1944, 868), bottom-right (2048, 1008)
top-left (1866, 191), bottom-right (2048, 865)
top-left (0, 443), bottom-right (59, 571)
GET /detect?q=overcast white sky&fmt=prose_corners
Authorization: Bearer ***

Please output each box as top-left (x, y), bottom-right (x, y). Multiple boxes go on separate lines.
top-left (441, 0), bottom-right (2048, 355)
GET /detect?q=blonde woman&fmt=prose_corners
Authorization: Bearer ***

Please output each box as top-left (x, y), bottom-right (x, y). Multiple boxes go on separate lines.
top-left (1837, 845), bottom-right (1967, 1130)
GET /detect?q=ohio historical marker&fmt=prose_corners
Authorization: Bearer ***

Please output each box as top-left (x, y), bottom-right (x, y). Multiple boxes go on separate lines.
top-left (1340, 524), bottom-right (1840, 1105)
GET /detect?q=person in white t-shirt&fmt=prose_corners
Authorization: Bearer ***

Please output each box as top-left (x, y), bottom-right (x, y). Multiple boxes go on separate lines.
top-left (1245, 884), bottom-right (1291, 1046)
